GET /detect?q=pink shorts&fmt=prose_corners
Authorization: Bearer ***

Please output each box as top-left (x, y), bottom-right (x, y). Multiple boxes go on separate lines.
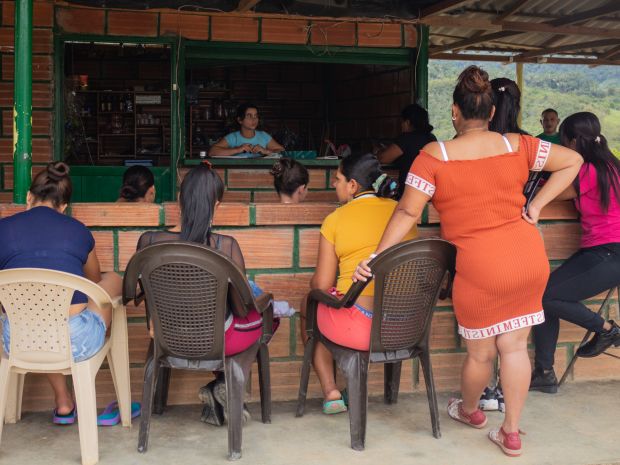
top-left (225, 308), bottom-right (279, 356)
top-left (317, 300), bottom-right (372, 351)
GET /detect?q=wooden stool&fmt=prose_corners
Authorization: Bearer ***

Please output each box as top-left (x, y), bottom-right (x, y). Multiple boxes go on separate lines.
top-left (559, 285), bottom-right (620, 386)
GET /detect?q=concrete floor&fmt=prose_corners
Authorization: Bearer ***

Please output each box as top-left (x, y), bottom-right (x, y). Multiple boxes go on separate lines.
top-left (1, 380), bottom-right (619, 465)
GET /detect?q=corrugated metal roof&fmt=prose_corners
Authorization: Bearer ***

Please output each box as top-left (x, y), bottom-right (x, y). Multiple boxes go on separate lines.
top-left (423, 0), bottom-right (620, 65)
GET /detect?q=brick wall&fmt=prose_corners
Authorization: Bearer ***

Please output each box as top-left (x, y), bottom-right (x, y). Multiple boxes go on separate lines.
top-left (1, 199), bottom-right (617, 412)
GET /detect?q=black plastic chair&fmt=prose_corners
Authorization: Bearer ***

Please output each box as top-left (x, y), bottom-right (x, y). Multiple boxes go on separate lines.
top-left (123, 241), bottom-right (274, 460)
top-left (296, 238), bottom-right (456, 451)
top-left (558, 285), bottom-right (620, 387)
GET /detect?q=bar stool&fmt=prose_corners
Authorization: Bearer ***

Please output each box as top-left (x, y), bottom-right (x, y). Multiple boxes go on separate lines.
top-left (559, 285), bottom-right (620, 387)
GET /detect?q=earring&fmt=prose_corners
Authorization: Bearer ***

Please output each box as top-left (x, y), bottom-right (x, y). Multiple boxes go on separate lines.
top-left (451, 115), bottom-right (457, 121)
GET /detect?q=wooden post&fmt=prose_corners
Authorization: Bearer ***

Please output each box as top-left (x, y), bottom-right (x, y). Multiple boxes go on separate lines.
top-left (516, 62), bottom-right (524, 128)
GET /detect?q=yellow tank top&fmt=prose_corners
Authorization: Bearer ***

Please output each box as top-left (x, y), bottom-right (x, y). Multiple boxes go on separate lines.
top-left (320, 195), bottom-right (417, 297)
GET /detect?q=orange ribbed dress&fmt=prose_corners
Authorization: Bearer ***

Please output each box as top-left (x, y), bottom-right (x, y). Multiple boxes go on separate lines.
top-left (407, 135), bottom-right (552, 339)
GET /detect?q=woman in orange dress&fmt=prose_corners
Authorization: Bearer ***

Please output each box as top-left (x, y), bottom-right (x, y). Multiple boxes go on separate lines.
top-left (354, 66), bottom-right (582, 457)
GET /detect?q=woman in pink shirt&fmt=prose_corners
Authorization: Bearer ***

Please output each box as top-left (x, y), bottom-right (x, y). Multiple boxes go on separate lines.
top-left (531, 112), bottom-right (620, 393)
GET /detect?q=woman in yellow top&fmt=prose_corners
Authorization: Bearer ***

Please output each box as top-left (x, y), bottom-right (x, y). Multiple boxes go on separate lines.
top-left (304, 153), bottom-right (417, 414)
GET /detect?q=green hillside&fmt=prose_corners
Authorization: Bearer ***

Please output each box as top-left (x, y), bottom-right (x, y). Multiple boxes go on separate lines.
top-left (428, 61), bottom-right (620, 154)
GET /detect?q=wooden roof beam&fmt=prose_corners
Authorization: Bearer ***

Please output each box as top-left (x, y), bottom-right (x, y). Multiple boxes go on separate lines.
top-left (432, 52), bottom-right (620, 66)
top-left (494, 0), bottom-right (536, 22)
top-left (515, 38), bottom-right (620, 59)
top-left (419, 0), bottom-right (474, 18)
top-left (598, 44), bottom-right (620, 60)
top-left (236, 0), bottom-right (261, 12)
top-left (547, 4), bottom-right (620, 27)
top-left (430, 31), bottom-right (520, 54)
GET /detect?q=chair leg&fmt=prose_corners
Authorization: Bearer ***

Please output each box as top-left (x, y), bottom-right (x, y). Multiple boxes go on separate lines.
top-left (559, 286), bottom-right (617, 387)
top-left (138, 355), bottom-right (159, 453)
top-left (107, 343), bottom-right (132, 427)
top-left (296, 336), bottom-right (315, 417)
top-left (5, 372), bottom-right (24, 424)
top-left (153, 367), bottom-right (171, 415)
top-left (0, 361), bottom-right (12, 447)
top-left (339, 350), bottom-right (369, 451)
top-left (257, 343), bottom-right (271, 424)
top-left (72, 362), bottom-right (100, 465)
top-left (419, 351), bottom-right (441, 439)
top-left (384, 361), bottom-right (402, 404)
top-left (226, 358), bottom-right (249, 461)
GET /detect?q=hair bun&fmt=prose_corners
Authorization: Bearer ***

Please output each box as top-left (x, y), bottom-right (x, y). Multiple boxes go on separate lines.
top-left (460, 65), bottom-right (491, 94)
top-left (270, 158), bottom-right (293, 178)
top-left (47, 162), bottom-right (70, 182)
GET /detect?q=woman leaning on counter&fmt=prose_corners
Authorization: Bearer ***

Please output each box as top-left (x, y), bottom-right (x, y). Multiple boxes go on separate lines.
top-left (209, 103), bottom-right (284, 157)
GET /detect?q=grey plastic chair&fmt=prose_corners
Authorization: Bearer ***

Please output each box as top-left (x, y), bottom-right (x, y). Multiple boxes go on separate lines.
top-left (296, 238), bottom-right (456, 451)
top-left (123, 241), bottom-right (273, 460)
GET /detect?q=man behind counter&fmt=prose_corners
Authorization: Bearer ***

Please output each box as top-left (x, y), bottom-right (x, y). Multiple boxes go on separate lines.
top-left (209, 103), bottom-right (284, 157)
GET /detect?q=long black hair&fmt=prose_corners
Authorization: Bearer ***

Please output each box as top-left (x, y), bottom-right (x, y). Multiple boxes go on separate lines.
top-left (560, 112), bottom-right (620, 212)
top-left (489, 77), bottom-right (528, 135)
top-left (119, 165), bottom-right (154, 201)
top-left (340, 153), bottom-right (398, 199)
top-left (401, 104), bottom-right (434, 133)
top-left (179, 164), bottom-right (225, 244)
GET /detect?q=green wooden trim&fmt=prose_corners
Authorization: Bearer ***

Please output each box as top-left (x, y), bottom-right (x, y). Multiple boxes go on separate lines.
top-left (55, 33), bottom-right (177, 45)
top-left (53, 34), bottom-right (64, 162)
top-left (292, 227), bottom-right (300, 268)
top-left (113, 229), bottom-right (119, 272)
top-left (289, 313), bottom-right (298, 357)
top-left (249, 203), bottom-right (256, 225)
top-left (415, 24), bottom-right (429, 109)
top-left (184, 158), bottom-right (340, 167)
top-left (185, 42), bottom-right (412, 66)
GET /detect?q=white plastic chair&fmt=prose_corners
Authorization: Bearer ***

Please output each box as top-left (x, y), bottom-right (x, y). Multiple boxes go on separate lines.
top-left (0, 268), bottom-right (131, 465)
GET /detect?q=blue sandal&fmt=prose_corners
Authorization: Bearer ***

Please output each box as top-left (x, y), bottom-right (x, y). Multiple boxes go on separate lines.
top-left (97, 401), bottom-right (141, 426)
top-left (322, 399), bottom-right (347, 415)
top-left (53, 408), bottom-right (76, 425)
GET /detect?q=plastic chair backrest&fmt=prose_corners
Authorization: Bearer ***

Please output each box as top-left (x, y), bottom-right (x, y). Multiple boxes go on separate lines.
top-left (0, 268), bottom-right (113, 368)
top-left (123, 241), bottom-right (257, 361)
top-left (369, 238), bottom-right (456, 355)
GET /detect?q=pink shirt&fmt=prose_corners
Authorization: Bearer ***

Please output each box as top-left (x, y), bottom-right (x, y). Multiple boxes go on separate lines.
top-left (575, 163), bottom-right (620, 248)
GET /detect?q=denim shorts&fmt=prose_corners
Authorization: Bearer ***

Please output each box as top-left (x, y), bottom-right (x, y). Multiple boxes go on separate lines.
top-left (1, 309), bottom-right (107, 362)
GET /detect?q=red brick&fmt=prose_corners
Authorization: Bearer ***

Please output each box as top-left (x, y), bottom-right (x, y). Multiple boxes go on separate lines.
top-left (159, 12), bottom-right (209, 40)
top-left (108, 11), bottom-right (158, 37)
top-left (71, 203), bottom-right (161, 227)
top-left (540, 200), bottom-right (578, 220)
top-left (227, 168), bottom-right (326, 189)
top-left (249, 360), bottom-right (324, 401)
top-left (299, 228), bottom-right (320, 267)
top-left (33, 82), bottom-right (53, 108)
top-left (261, 18), bottom-right (309, 45)
top-left (211, 16), bottom-right (258, 42)
top-left (255, 202), bottom-right (336, 225)
top-left (127, 321), bottom-right (150, 364)
top-left (164, 202), bottom-right (249, 226)
top-left (254, 190), bottom-right (336, 202)
top-left (0, 82), bottom-right (12, 106)
top-left (92, 230), bottom-right (114, 272)
top-left (2, 2), bottom-right (53, 28)
top-left (0, 138), bottom-right (49, 163)
top-left (2, 163), bottom-right (11, 188)
top-left (539, 223), bottom-right (581, 260)
top-left (419, 351), bottom-right (466, 391)
top-left (126, 300), bottom-right (146, 318)
top-left (223, 190), bottom-right (251, 202)
top-left (118, 230), bottom-right (144, 271)
top-left (2, 54), bottom-right (52, 81)
top-left (0, 203), bottom-right (26, 218)
top-left (267, 317), bottom-right (291, 358)
top-left (0, 192), bottom-right (12, 202)
top-left (55, 6), bottom-right (105, 35)
top-left (2, 110), bottom-right (51, 136)
top-left (0, 27), bottom-right (48, 52)
top-left (227, 228), bottom-right (294, 269)
top-left (403, 24), bottom-right (418, 48)
top-left (430, 312), bottom-right (458, 350)
top-left (254, 272), bottom-right (312, 306)
top-left (310, 21), bottom-right (356, 46)
top-left (0, 138), bottom-right (11, 163)
top-left (357, 22), bottom-right (402, 47)
top-left (570, 347), bottom-right (620, 381)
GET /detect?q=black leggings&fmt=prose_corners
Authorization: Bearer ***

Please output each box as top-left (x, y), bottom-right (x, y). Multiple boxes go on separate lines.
top-left (533, 242), bottom-right (620, 370)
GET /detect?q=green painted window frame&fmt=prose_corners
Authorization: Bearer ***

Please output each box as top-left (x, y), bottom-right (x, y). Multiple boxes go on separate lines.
top-left (53, 33), bottom-right (182, 200)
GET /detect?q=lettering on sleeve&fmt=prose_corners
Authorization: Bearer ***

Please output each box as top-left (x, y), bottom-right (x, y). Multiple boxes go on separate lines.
top-left (405, 173), bottom-right (435, 197)
top-left (532, 140), bottom-right (551, 171)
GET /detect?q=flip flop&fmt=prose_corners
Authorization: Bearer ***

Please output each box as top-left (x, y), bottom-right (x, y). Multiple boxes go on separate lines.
top-left (322, 399), bottom-right (347, 415)
top-left (97, 401), bottom-right (141, 426)
top-left (53, 408), bottom-right (76, 425)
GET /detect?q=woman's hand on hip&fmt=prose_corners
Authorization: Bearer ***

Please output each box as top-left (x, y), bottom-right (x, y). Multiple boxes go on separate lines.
top-left (352, 259), bottom-right (373, 283)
